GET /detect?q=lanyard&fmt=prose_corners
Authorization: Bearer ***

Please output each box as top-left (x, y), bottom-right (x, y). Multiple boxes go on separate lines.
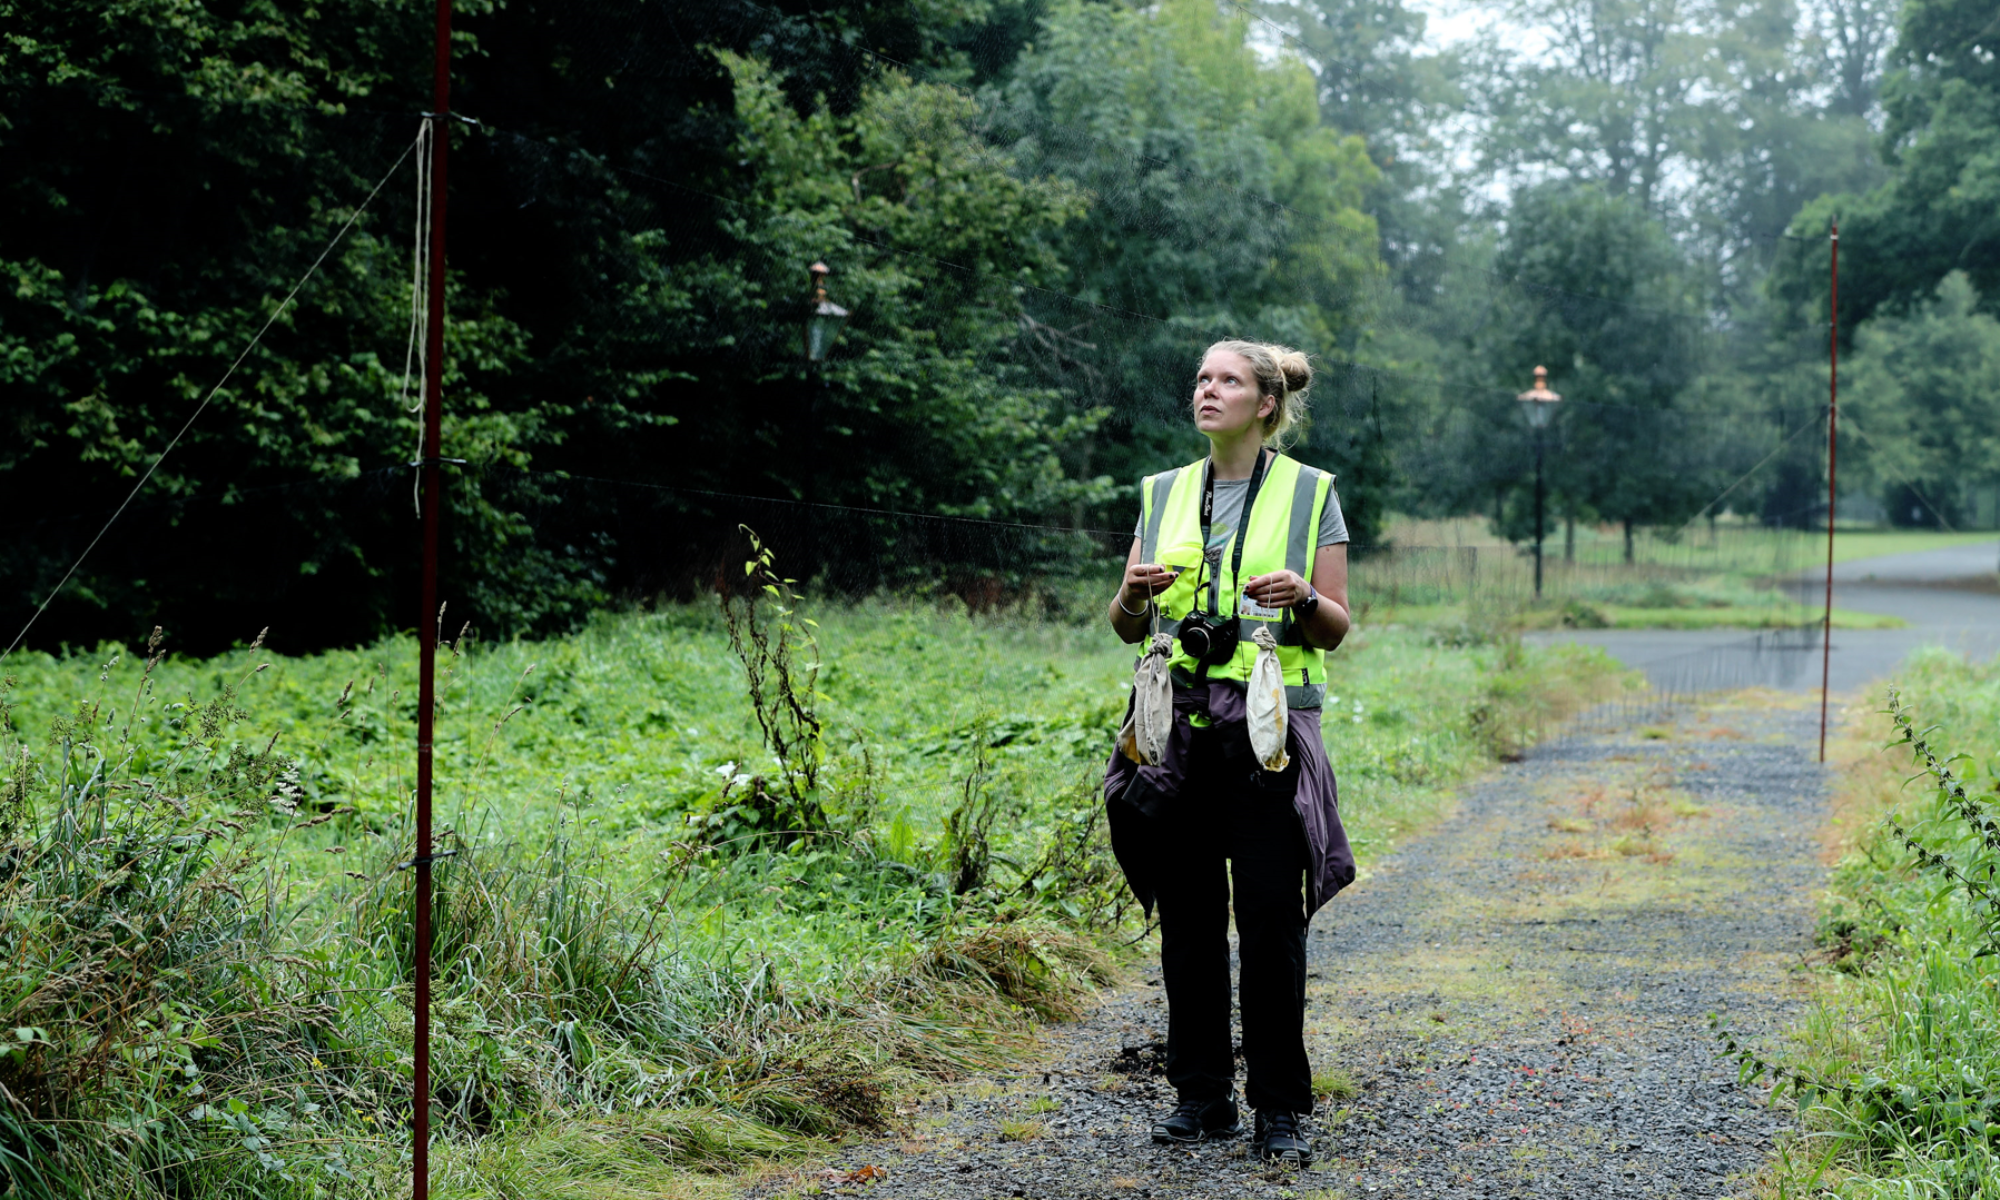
top-left (1197, 448), bottom-right (1269, 616)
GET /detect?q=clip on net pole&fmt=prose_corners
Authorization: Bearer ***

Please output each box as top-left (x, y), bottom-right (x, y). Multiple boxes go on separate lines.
top-left (413, 1), bottom-right (451, 1198)
top-left (1819, 219), bottom-right (1839, 764)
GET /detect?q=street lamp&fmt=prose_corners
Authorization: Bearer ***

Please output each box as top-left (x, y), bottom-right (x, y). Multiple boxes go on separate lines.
top-left (798, 263), bottom-right (850, 568)
top-left (1516, 365), bottom-right (1562, 600)
top-left (805, 261), bottom-right (849, 363)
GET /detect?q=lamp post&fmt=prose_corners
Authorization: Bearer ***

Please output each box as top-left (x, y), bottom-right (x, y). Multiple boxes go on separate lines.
top-left (799, 263), bottom-right (849, 567)
top-left (805, 261), bottom-right (849, 364)
top-left (801, 262), bottom-right (849, 481)
top-left (1516, 365), bottom-right (1562, 600)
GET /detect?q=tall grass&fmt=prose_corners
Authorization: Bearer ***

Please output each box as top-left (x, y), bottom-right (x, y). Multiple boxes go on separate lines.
top-left (0, 596), bottom-right (1625, 1197)
top-left (1755, 650), bottom-right (2000, 1197)
top-left (0, 636), bottom-right (343, 1198)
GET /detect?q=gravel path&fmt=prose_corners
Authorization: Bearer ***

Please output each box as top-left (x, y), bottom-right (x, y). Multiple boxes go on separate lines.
top-left (779, 695), bottom-right (1825, 1199)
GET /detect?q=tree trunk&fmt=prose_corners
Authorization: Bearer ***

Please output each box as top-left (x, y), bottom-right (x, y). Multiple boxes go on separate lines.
top-left (1623, 520), bottom-right (1635, 564)
top-left (1564, 516), bottom-right (1575, 563)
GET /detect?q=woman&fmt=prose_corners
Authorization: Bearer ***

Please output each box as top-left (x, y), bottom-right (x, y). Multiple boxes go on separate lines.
top-left (1103, 340), bottom-right (1355, 1168)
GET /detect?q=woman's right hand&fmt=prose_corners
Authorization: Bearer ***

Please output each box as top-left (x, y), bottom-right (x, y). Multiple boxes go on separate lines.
top-left (1121, 563), bottom-right (1179, 608)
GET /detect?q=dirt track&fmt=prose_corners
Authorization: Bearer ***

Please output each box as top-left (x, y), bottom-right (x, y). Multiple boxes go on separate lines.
top-left (776, 693), bottom-right (1825, 1199)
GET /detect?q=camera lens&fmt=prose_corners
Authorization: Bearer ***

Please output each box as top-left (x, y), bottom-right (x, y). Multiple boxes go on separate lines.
top-left (1181, 623), bottom-right (1210, 658)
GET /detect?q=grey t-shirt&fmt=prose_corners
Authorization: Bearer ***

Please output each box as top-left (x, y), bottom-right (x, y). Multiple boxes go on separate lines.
top-left (1132, 476), bottom-right (1350, 555)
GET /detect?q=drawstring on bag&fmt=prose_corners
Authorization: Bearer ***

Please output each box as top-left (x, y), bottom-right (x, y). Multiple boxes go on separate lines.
top-left (1118, 600), bottom-right (1174, 767)
top-left (1247, 625), bottom-right (1289, 771)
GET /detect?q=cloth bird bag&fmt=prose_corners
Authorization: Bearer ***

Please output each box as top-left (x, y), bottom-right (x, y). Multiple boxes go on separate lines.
top-left (1247, 625), bottom-right (1290, 771)
top-left (1118, 631), bottom-right (1175, 767)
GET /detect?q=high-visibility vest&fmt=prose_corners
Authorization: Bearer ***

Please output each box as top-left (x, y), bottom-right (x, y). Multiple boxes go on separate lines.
top-left (1137, 452), bottom-right (1335, 708)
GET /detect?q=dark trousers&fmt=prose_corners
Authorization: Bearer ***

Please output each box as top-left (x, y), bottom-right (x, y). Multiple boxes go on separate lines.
top-left (1153, 734), bottom-right (1312, 1114)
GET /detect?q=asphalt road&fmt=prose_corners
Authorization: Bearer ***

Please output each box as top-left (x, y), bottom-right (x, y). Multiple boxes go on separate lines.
top-left (1526, 540), bottom-right (2000, 694)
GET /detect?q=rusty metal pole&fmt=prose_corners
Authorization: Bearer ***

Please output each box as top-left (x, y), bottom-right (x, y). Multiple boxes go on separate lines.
top-left (414, 2), bottom-right (450, 1197)
top-left (1818, 220), bottom-right (1838, 763)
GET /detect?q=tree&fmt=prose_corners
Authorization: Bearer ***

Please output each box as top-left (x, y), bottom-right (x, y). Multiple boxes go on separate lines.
top-left (1770, 0), bottom-right (2000, 329)
top-left (1463, 0), bottom-right (1889, 312)
top-left (0, 0), bottom-right (1108, 650)
top-left (987, 0), bottom-right (1385, 505)
top-left (1804, 0), bottom-right (1900, 117)
top-left (0, 0), bottom-right (507, 652)
top-left (1432, 185), bottom-right (1714, 554)
top-left (1472, 0), bottom-right (1710, 214)
top-left (1842, 272), bottom-right (2000, 526)
top-left (635, 53), bottom-right (1112, 546)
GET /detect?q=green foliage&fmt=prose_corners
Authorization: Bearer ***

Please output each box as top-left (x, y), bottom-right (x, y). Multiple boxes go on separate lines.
top-left (1757, 654), bottom-right (2000, 1192)
top-left (700, 53), bottom-right (1107, 526)
top-left (0, 0), bottom-right (610, 650)
top-left (0, 643), bottom-right (353, 1197)
top-left (1842, 272), bottom-right (2000, 526)
top-left (1772, 0), bottom-right (2000, 335)
top-left (1466, 0), bottom-right (1888, 297)
top-left (1473, 0), bottom-right (1707, 213)
top-left (988, 0), bottom-right (1384, 494)
top-left (1433, 184), bottom-right (1716, 545)
top-left (718, 529), bottom-right (829, 840)
top-left (0, 0), bottom-right (1118, 651)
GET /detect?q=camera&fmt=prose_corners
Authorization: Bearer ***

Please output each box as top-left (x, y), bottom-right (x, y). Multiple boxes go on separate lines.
top-left (1176, 608), bottom-right (1239, 668)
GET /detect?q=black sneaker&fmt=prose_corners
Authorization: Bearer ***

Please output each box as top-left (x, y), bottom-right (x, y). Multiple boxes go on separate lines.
top-left (1254, 1110), bottom-right (1312, 1166)
top-left (1150, 1096), bottom-right (1241, 1144)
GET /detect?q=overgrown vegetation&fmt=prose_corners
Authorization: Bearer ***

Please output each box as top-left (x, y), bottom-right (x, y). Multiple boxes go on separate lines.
top-left (0, 576), bottom-right (1623, 1197)
top-left (1745, 651), bottom-right (2000, 1196)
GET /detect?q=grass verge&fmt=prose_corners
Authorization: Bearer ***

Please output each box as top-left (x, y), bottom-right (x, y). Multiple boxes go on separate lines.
top-left (1750, 649), bottom-right (2000, 1196)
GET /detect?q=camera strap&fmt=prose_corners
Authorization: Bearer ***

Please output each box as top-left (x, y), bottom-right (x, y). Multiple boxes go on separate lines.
top-left (1199, 448), bottom-right (1270, 616)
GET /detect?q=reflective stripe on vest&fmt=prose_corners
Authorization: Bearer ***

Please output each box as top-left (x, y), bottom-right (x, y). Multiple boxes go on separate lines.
top-left (1136, 453), bottom-right (1335, 700)
top-left (1139, 468), bottom-right (1180, 565)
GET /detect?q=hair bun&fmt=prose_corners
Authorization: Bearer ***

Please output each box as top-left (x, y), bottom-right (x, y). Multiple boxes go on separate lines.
top-left (1196, 338), bottom-right (1314, 451)
top-left (1274, 348), bottom-right (1312, 396)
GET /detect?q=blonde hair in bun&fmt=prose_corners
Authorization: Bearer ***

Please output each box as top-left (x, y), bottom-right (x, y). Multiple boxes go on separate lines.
top-left (1201, 340), bottom-right (1313, 450)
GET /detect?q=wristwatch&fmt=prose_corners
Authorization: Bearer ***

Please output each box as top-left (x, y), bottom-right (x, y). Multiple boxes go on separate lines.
top-left (1295, 584), bottom-right (1320, 617)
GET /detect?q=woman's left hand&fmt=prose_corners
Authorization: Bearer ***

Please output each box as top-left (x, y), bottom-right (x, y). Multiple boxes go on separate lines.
top-left (1242, 569), bottom-right (1310, 607)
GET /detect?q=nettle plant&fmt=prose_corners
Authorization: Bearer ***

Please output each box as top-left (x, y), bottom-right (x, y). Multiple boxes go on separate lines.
top-left (709, 527), bottom-right (832, 845)
top-left (1714, 690), bottom-right (2000, 1159)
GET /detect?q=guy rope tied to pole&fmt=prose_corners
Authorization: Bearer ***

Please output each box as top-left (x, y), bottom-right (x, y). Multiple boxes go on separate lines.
top-left (413, 1), bottom-right (452, 1197)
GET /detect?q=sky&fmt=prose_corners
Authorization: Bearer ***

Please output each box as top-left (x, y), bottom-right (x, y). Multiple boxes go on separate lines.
top-left (1412, 0), bottom-right (1485, 48)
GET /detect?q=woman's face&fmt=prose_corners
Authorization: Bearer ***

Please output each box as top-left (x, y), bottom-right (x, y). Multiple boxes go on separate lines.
top-left (1192, 351), bottom-right (1274, 440)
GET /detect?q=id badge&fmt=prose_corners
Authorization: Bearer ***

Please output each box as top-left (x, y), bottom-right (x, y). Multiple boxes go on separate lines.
top-left (1238, 595), bottom-right (1284, 621)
